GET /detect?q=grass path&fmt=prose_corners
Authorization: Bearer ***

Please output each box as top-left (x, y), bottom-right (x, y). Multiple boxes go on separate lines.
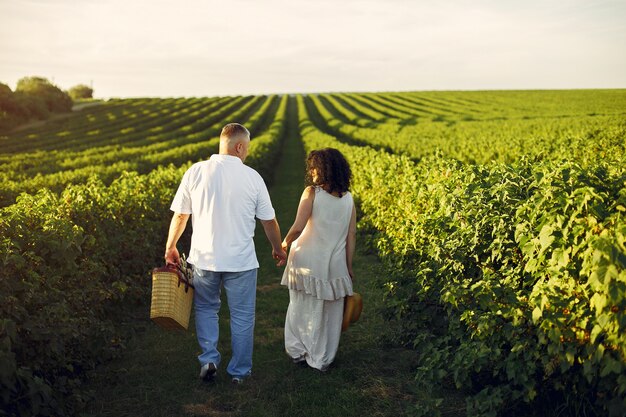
top-left (82, 97), bottom-right (463, 417)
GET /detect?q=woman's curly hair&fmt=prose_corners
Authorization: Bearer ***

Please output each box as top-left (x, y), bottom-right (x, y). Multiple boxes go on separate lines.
top-left (305, 148), bottom-right (352, 196)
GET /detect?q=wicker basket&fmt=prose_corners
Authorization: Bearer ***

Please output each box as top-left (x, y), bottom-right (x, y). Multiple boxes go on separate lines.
top-left (150, 265), bottom-right (194, 331)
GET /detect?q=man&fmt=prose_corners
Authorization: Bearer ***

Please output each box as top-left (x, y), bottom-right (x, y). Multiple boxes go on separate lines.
top-left (165, 123), bottom-right (286, 384)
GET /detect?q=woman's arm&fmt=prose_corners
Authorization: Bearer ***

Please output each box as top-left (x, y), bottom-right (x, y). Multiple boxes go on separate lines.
top-left (282, 186), bottom-right (315, 251)
top-left (346, 203), bottom-right (357, 279)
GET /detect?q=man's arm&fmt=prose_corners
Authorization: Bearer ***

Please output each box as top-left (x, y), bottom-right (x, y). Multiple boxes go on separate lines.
top-left (260, 218), bottom-right (287, 266)
top-left (164, 213), bottom-right (190, 265)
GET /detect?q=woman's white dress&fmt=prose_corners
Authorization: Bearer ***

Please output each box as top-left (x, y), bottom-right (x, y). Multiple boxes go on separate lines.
top-left (281, 187), bottom-right (354, 370)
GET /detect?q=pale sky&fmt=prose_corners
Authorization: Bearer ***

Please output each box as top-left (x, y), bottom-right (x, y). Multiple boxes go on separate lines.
top-left (1, 0), bottom-right (625, 98)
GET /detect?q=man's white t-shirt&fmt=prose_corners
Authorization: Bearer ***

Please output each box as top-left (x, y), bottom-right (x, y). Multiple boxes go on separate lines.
top-left (170, 154), bottom-right (275, 272)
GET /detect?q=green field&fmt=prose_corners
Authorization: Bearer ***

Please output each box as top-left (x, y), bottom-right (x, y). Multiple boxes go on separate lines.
top-left (1, 90), bottom-right (625, 417)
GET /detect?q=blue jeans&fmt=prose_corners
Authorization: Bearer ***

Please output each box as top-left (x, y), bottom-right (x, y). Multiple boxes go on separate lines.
top-left (192, 268), bottom-right (257, 378)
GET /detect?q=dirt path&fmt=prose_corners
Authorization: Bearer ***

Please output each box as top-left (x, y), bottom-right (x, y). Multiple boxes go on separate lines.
top-left (9, 101), bottom-right (103, 133)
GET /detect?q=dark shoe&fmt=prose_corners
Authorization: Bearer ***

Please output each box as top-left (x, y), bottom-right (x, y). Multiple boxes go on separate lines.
top-left (292, 355), bottom-right (307, 365)
top-left (199, 363), bottom-right (217, 381)
top-left (231, 376), bottom-right (244, 385)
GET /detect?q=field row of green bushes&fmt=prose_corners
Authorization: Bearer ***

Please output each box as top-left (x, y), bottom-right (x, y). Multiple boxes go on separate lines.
top-left (309, 92), bottom-right (626, 167)
top-left (0, 96), bottom-right (288, 416)
top-left (325, 90), bottom-right (626, 122)
top-left (0, 95), bottom-right (281, 206)
top-left (296, 94), bottom-right (626, 416)
top-left (0, 167), bottom-right (186, 416)
top-left (2, 97), bottom-right (221, 153)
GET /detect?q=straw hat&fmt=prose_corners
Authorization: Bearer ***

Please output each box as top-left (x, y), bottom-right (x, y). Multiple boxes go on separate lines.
top-left (342, 292), bottom-right (363, 332)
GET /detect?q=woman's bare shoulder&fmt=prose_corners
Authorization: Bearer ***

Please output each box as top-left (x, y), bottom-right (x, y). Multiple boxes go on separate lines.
top-left (301, 186), bottom-right (317, 200)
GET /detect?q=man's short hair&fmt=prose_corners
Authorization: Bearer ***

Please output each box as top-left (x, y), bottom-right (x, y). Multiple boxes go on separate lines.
top-left (221, 123), bottom-right (250, 142)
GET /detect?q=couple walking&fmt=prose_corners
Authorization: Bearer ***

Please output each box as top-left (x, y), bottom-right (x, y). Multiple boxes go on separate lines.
top-left (164, 123), bottom-right (357, 383)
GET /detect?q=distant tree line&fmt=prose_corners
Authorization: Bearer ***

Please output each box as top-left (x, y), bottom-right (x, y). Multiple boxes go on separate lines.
top-left (0, 76), bottom-right (94, 132)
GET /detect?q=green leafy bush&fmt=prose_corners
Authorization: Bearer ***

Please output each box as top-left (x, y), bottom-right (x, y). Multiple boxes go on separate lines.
top-left (297, 94), bottom-right (626, 416)
top-left (356, 158), bottom-right (625, 416)
top-left (15, 77), bottom-right (72, 114)
top-left (0, 165), bottom-right (186, 416)
top-left (68, 84), bottom-right (93, 100)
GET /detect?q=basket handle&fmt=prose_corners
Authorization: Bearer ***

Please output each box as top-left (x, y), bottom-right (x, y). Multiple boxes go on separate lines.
top-left (165, 262), bottom-right (193, 292)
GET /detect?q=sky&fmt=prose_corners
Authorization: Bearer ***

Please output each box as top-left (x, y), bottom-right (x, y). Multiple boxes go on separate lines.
top-left (1, 0), bottom-right (625, 98)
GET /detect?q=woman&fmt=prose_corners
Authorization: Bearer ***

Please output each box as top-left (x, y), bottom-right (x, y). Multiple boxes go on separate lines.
top-left (280, 148), bottom-right (357, 372)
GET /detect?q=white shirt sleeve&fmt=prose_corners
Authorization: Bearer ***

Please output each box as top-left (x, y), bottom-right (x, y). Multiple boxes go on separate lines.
top-left (255, 176), bottom-right (275, 221)
top-left (170, 168), bottom-right (193, 214)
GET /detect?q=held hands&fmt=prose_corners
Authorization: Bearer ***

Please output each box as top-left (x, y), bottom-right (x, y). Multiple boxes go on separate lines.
top-left (273, 247), bottom-right (287, 267)
top-left (272, 240), bottom-right (289, 266)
